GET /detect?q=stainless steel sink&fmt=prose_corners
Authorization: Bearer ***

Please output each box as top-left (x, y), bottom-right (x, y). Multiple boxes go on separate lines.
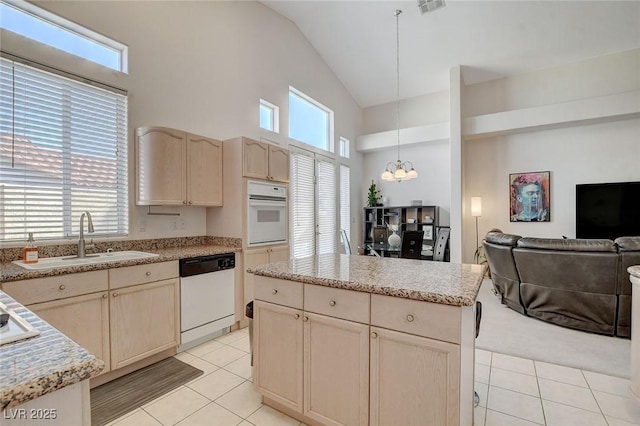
top-left (12, 251), bottom-right (159, 270)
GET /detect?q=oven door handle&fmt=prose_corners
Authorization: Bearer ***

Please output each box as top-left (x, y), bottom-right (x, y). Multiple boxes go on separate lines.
top-left (249, 200), bottom-right (286, 208)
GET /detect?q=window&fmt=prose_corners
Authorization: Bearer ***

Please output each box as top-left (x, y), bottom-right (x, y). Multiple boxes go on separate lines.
top-left (340, 164), bottom-right (350, 242)
top-left (339, 137), bottom-right (350, 159)
top-left (259, 99), bottom-right (279, 133)
top-left (0, 0), bottom-right (128, 72)
top-left (0, 57), bottom-right (128, 241)
top-left (289, 86), bottom-right (333, 152)
top-left (290, 147), bottom-right (337, 259)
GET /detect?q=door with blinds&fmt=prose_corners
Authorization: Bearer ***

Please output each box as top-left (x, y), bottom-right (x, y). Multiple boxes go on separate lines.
top-left (290, 147), bottom-right (337, 259)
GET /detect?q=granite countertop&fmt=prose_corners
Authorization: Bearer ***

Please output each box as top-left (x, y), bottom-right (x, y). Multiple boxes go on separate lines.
top-left (629, 265), bottom-right (640, 279)
top-left (0, 291), bottom-right (104, 410)
top-left (1, 244), bottom-right (241, 283)
top-left (247, 254), bottom-right (487, 307)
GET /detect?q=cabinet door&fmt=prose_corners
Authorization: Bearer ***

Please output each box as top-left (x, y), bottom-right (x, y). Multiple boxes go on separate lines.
top-left (268, 145), bottom-right (290, 182)
top-left (268, 245), bottom-right (290, 263)
top-left (187, 133), bottom-right (223, 206)
top-left (243, 138), bottom-right (269, 179)
top-left (29, 292), bottom-right (111, 374)
top-left (304, 312), bottom-right (369, 426)
top-left (370, 326), bottom-right (460, 426)
top-left (136, 127), bottom-right (186, 205)
top-left (254, 301), bottom-right (303, 413)
top-left (244, 248), bottom-right (269, 306)
top-left (110, 278), bottom-right (179, 370)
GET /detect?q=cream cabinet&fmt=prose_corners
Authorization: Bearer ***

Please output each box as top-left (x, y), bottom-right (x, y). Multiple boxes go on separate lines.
top-left (254, 301), bottom-right (304, 412)
top-left (369, 327), bottom-right (460, 426)
top-left (3, 271), bottom-right (111, 375)
top-left (253, 276), bottom-right (473, 426)
top-left (254, 279), bottom-right (370, 426)
top-left (242, 138), bottom-right (289, 183)
top-left (136, 126), bottom-right (222, 206)
top-left (243, 245), bottom-right (289, 305)
top-left (28, 291), bottom-right (111, 374)
top-left (109, 278), bottom-right (179, 369)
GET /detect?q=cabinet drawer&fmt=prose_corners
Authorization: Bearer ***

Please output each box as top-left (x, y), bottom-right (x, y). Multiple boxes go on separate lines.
top-left (109, 261), bottom-right (178, 290)
top-left (304, 284), bottom-right (370, 324)
top-left (254, 276), bottom-right (303, 309)
top-left (370, 294), bottom-right (461, 344)
top-left (2, 270), bottom-right (108, 305)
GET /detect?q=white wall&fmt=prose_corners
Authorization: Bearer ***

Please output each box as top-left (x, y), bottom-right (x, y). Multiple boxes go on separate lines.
top-left (13, 1), bottom-right (363, 241)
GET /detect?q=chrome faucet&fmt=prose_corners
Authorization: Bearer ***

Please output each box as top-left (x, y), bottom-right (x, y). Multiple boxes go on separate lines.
top-left (78, 211), bottom-right (95, 258)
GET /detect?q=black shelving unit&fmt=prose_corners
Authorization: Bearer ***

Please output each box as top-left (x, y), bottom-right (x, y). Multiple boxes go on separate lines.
top-left (362, 205), bottom-right (439, 256)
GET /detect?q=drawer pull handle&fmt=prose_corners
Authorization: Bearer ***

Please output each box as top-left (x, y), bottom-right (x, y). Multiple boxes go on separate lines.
top-left (113, 292), bottom-right (118, 297)
top-left (102, 294), bottom-right (108, 299)
top-left (303, 316), bottom-right (309, 322)
top-left (272, 289), bottom-right (278, 295)
top-left (146, 271), bottom-right (152, 276)
top-left (406, 314), bottom-right (415, 322)
top-left (294, 314), bottom-right (300, 319)
top-left (371, 332), bottom-right (378, 339)
top-left (58, 285), bottom-right (66, 290)
top-left (329, 300), bottom-right (336, 307)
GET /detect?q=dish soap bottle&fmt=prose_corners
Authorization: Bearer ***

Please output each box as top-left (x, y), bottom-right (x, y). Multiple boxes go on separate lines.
top-left (22, 232), bottom-right (39, 264)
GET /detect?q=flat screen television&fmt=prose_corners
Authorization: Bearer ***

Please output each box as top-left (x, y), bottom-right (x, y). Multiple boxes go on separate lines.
top-left (576, 181), bottom-right (640, 240)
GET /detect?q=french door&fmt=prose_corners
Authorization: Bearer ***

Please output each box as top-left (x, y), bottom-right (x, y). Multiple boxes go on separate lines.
top-left (290, 146), bottom-right (337, 259)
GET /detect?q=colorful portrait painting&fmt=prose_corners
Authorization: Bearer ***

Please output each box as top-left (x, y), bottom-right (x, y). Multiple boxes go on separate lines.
top-left (510, 171), bottom-right (550, 222)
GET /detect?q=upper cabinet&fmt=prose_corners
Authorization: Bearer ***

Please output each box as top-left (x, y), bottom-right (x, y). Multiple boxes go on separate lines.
top-left (136, 126), bottom-right (223, 206)
top-left (242, 138), bottom-right (289, 183)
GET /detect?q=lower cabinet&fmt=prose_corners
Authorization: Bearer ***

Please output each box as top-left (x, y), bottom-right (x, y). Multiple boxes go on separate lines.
top-left (29, 292), bottom-right (111, 374)
top-left (254, 301), bottom-right (369, 426)
top-left (244, 245), bottom-right (290, 305)
top-left (369, 326), bottom-right (460, 426)
top-left (109, 278), bottom-right (180, 369)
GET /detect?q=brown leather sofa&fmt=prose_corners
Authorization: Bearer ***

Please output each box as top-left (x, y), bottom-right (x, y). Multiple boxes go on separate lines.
top-left (483, 230), bottom-right (639, 337)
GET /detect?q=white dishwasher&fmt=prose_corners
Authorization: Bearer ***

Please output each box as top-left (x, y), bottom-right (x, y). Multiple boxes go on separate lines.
top-left (179, 253), bottom-right (235, 351)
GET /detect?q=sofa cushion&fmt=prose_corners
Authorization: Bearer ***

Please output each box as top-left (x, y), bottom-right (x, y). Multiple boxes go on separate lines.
top-left (516, 238), bottom-right (616, 252)
top-left (485, 231), bottom-right (522, 247)
top-left (615, 236), bottom-right (640, 251)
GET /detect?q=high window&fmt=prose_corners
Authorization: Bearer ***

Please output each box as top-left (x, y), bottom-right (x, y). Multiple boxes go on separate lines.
top-left (259, 99), bottom-right (279, 133)
top-left (289, 86), bottom-right (333, 152)
top-left (339, 136), bottom-right (350, 159)
top-left (0, 0), bottom-right (128, 73)
top-left (0, 57), bottom-right (129, 241)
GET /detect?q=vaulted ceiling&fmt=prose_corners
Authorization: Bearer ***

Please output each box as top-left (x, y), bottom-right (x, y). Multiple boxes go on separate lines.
top-left (263, 1), bottom-right (640, 108)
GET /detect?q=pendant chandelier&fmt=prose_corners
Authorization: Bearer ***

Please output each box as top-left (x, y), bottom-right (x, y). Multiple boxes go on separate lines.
top-left (381, 9), bottom-right (417, 182)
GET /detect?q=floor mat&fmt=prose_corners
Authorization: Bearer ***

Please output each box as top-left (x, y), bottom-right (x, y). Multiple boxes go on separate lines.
top-left (90, 357), bottom-right (203, 426)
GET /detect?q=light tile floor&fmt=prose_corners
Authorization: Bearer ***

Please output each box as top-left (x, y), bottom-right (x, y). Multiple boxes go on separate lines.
top-left (105, 328), bottom-right (640, 426)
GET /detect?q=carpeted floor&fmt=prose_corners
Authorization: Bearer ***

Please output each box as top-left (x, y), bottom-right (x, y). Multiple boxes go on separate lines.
top-left (475, 278), bottom-right (631, 378)
top-left (90, 357), bottom-right (203, 426)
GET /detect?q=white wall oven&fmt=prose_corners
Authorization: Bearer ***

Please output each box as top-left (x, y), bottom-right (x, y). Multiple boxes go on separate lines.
top-left (247, 180), bottom-right (287, 246)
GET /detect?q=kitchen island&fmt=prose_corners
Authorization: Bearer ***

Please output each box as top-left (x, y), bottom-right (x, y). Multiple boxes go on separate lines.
top-left (0, 291), bottom-right (103, 425)
top-left (248, 254), bottom-right (486, 426)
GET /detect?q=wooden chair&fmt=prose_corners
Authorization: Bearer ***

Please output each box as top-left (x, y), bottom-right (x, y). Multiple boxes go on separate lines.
top-left (400, 230), bottom-right (424, 259)
top-left (433, 226), bottom-right (450, 262)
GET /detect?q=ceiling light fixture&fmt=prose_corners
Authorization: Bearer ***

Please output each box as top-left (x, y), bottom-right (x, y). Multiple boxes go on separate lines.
top-left (381, 9), bottom-right (417, 183)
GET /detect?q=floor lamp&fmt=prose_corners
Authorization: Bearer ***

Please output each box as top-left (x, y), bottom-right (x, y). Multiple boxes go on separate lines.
top-left (471, 197), bottom-right (482, 263)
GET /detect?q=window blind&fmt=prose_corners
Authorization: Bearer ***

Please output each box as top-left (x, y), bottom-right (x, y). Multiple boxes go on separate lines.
top-left (290, 147), bottom-right (314, 259)
top-left (0, 57), bottom-right (128, 241)
top-left (340, 164), bottom-right (350, 241)
top-left (317, 155), bottom-right (336, 255)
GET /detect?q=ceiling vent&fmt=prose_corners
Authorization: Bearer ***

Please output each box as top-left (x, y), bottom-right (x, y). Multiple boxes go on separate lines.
top-left (417, 0), bottom-right (446, 14)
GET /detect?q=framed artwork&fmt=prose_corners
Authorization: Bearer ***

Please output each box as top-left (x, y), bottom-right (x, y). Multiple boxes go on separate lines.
top-left (510, 171), bottom-right (550, 222)
top-left (423, 225), bottom-right (434, 240)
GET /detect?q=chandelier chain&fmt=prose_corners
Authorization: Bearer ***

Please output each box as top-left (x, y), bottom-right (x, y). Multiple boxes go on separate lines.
top-left (395, 9), bottom-right (401, 162)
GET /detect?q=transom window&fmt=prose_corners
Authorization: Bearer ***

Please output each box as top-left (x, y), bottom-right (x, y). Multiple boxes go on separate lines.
top-left (339, 137), bottom-right (350, 159)
top-left (0, 0), bottom-right (128, 73)
top-left (0, 57), bottom-right (129, 241)
top-left (259, 98), bottom-right (279, 133)
top-left (289, 86), bottom-right (333, 152)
